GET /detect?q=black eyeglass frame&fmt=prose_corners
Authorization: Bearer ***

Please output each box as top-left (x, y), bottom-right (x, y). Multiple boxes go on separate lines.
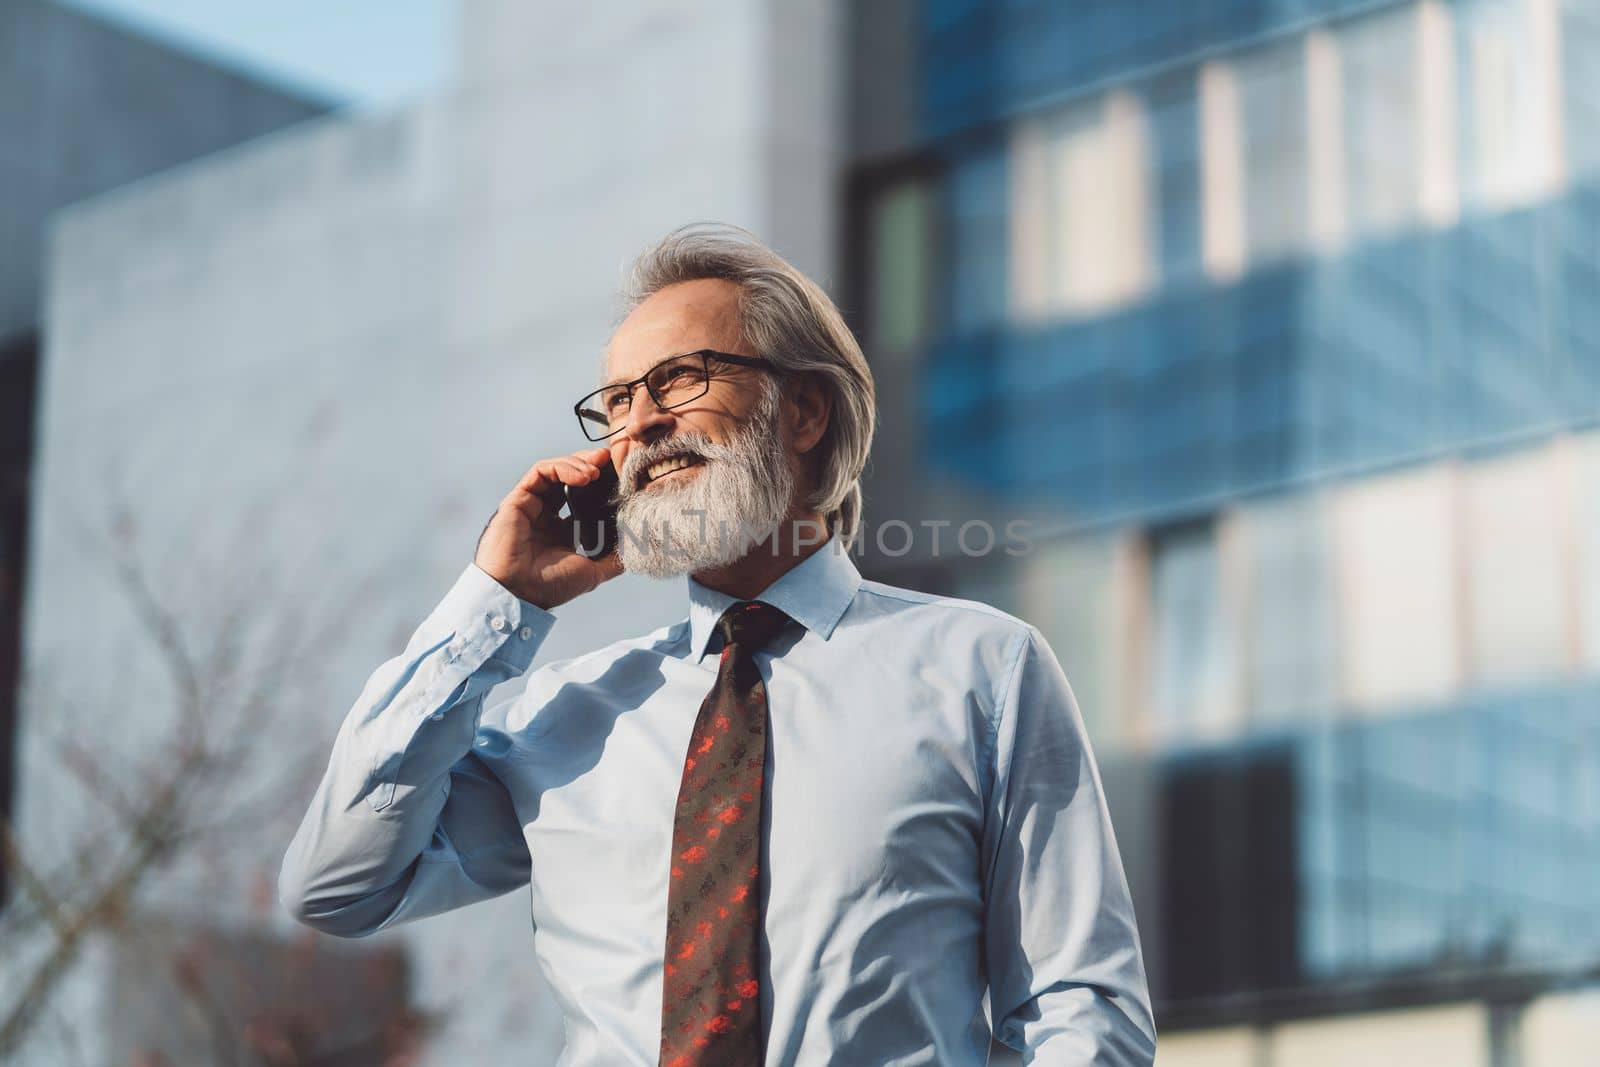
top-left (573, 349), bottom-right (776, 441)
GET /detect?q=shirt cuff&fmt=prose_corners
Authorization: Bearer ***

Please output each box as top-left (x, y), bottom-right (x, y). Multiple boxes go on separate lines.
top-left (427, 562), bottom-right (555, 674)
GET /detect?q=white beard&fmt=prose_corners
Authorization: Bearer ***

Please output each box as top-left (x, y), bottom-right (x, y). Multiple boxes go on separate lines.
top-left (613, 389), bottom-right (797, 579)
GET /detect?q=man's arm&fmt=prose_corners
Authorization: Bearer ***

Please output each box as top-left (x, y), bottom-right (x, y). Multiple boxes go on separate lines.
top-left (981, 625), bottom-right (1157, 1065)
top-left (278, 561), bottom-right (552, 937)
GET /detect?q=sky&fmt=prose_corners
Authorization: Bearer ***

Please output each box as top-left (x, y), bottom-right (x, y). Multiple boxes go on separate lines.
top-left (58, 0), bottom-right (459, 108)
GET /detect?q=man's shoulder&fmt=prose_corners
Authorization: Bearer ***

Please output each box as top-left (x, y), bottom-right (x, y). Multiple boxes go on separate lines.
top-left (851, 576), bottom-right (1037, 649)
top-left (843, 579), bottom-right (1048, 714)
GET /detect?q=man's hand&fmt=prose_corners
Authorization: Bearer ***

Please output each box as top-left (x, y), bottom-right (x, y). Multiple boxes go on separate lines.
top-left (474, 447), bottom-right (624, 610)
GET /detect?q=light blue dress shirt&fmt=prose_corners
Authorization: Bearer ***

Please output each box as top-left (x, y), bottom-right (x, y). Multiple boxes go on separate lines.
top-left (280, 536), bottom-right (1156, 1065)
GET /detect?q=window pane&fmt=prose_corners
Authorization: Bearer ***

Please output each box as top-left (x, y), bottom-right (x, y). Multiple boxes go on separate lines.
top-left (1459, 0), bottom-right (1565, 211)
top-left (1332, 466), bottom-right (1463, 708)
top-left (1148, 73), bottom-right (1205, 281)
top-left (1463, 444), bottom-right (1569, 683)
top-left (1340, 4), bottom-right (1429, 236)
top-left (1149, 518), bottom-right (1238, 743)
top-left (870, 179), bottom-right (932, 352)
top-left (1011, 91), bottom-right (1155, 319)
top-left (1239, 494), bottom-right (1338, 721)
top-left (1236, 39), bottom-right (1312, 263)
top-left (1574, 430), bottom-right (1600, 672)
top-left (1050, 91), bottom-right (1153, 314)
top-left (1563, 0), bottom-right (1600, 180)
top-left (1306, 30), bottom-right (1347, 251)
top-left (1199, 60), bottom-right (1246, 281)
top-left (1050, 102), bottom-right (1114, 307)
top-left (1008, 117), bottom-right (1050, 321)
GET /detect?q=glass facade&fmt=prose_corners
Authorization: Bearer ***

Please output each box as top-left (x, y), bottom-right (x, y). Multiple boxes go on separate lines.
top-left (848, 0), bottom-right (1600, 1056)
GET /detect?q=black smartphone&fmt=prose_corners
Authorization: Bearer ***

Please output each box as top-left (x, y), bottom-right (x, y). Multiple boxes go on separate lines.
top-left (564, 458), bottom-right (620, 558)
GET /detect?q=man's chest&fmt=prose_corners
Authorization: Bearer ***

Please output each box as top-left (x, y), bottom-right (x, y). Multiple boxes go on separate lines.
top-left (498, 653), bottom-right (994, 932)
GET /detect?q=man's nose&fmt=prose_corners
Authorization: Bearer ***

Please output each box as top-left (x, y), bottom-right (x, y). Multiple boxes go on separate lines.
top-left (621, 390), bottom-right (675, 444)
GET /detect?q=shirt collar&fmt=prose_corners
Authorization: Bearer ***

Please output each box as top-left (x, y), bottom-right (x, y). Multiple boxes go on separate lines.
top-left (685, 535), bottom-right (863, 662)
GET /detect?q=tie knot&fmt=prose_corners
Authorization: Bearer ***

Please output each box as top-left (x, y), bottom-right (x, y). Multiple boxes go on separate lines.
top-left (716, 600), bottom-right (791, 653)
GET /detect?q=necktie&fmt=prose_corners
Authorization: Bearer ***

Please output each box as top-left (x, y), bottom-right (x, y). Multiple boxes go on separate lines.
top-left (659, 600), bottom-right (791, 1067)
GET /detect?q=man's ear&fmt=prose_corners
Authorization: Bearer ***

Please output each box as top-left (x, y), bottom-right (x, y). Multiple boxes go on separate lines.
top-left (784, 373), bottom-right (832, 456)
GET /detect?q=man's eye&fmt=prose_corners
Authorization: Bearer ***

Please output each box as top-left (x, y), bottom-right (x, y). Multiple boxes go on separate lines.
top-left (660, 366), bottom-right (693, 384)
top-left (604, 393), bottom-right (630, 412)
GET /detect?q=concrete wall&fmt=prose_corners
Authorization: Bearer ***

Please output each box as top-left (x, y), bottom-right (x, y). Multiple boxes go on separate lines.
top-left (1521, 988), bottom-right (1600, 1067)
top-left (1154, 993), bottom-right (1600, 1067)
top-left (0, 0), bottom-right (327, 341)
top-left (1265, 1005), bottom-right (1490, 1067)
top-left (20, 2), bottom-right (840, 1063)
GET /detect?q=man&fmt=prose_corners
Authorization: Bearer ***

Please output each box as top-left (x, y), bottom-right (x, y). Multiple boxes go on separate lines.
top-left (279, 224), bottom-right (1156, 1065)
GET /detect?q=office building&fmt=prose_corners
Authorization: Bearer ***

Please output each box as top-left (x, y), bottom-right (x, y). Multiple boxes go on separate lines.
top-left (846, 2), bottom-right (1600, 1064)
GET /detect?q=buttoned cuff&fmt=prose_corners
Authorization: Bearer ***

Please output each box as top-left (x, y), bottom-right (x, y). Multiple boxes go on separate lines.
top-left (428, 562), bottom-right (555, 675)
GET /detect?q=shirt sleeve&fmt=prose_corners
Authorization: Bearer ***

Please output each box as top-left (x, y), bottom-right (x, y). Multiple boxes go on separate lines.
top-left (278, 561), bottom-right (554, 938)
top-left (981, 625), bottom-right (1158, 1065)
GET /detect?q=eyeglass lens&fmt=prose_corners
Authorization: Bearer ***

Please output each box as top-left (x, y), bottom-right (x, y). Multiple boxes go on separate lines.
top-left (576, 354), bottom-right (711, 439)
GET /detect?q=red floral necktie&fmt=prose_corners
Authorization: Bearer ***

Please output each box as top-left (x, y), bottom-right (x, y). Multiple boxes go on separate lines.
top-left (659, 600), bottom-right (791, 1067)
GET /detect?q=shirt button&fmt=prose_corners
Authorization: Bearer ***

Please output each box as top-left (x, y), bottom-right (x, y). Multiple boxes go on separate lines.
top-left (489, 615), bottom-right (508, 633)
top-left (430, 712), bottom-right (444, 722)
top-left (518, 625), bottom-right (532, 640)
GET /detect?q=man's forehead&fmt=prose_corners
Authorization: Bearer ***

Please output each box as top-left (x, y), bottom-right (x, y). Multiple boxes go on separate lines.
top-left (604, 280), bottom-right (742, 382)
top-left (599, 346), bottom-right (701, 388)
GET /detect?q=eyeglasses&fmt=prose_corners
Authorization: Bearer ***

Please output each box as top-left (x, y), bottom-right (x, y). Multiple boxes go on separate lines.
top-left (574, 349), bottom-right (774, 441)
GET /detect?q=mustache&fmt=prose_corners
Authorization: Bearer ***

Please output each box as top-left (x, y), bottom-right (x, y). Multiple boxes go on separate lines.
top-left (618, 432), bottom-right (721, 494)
top-left (611, 400), bottom-right (797, 579)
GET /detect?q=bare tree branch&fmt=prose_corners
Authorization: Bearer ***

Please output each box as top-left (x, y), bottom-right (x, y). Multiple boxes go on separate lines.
top-left (1, 453), bottom-right (423, 1061)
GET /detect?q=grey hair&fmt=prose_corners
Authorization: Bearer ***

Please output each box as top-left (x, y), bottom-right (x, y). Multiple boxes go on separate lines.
top-left (618, 223), bottom-right (878, 549)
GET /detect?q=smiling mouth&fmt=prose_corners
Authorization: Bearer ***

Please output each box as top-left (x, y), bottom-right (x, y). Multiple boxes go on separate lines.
top-left (638, 453), bottom-right (705, 489)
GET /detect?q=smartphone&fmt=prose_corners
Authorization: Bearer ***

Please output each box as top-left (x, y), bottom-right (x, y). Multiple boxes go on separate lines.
top-left (564, 458), bottom-right (620, 558)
